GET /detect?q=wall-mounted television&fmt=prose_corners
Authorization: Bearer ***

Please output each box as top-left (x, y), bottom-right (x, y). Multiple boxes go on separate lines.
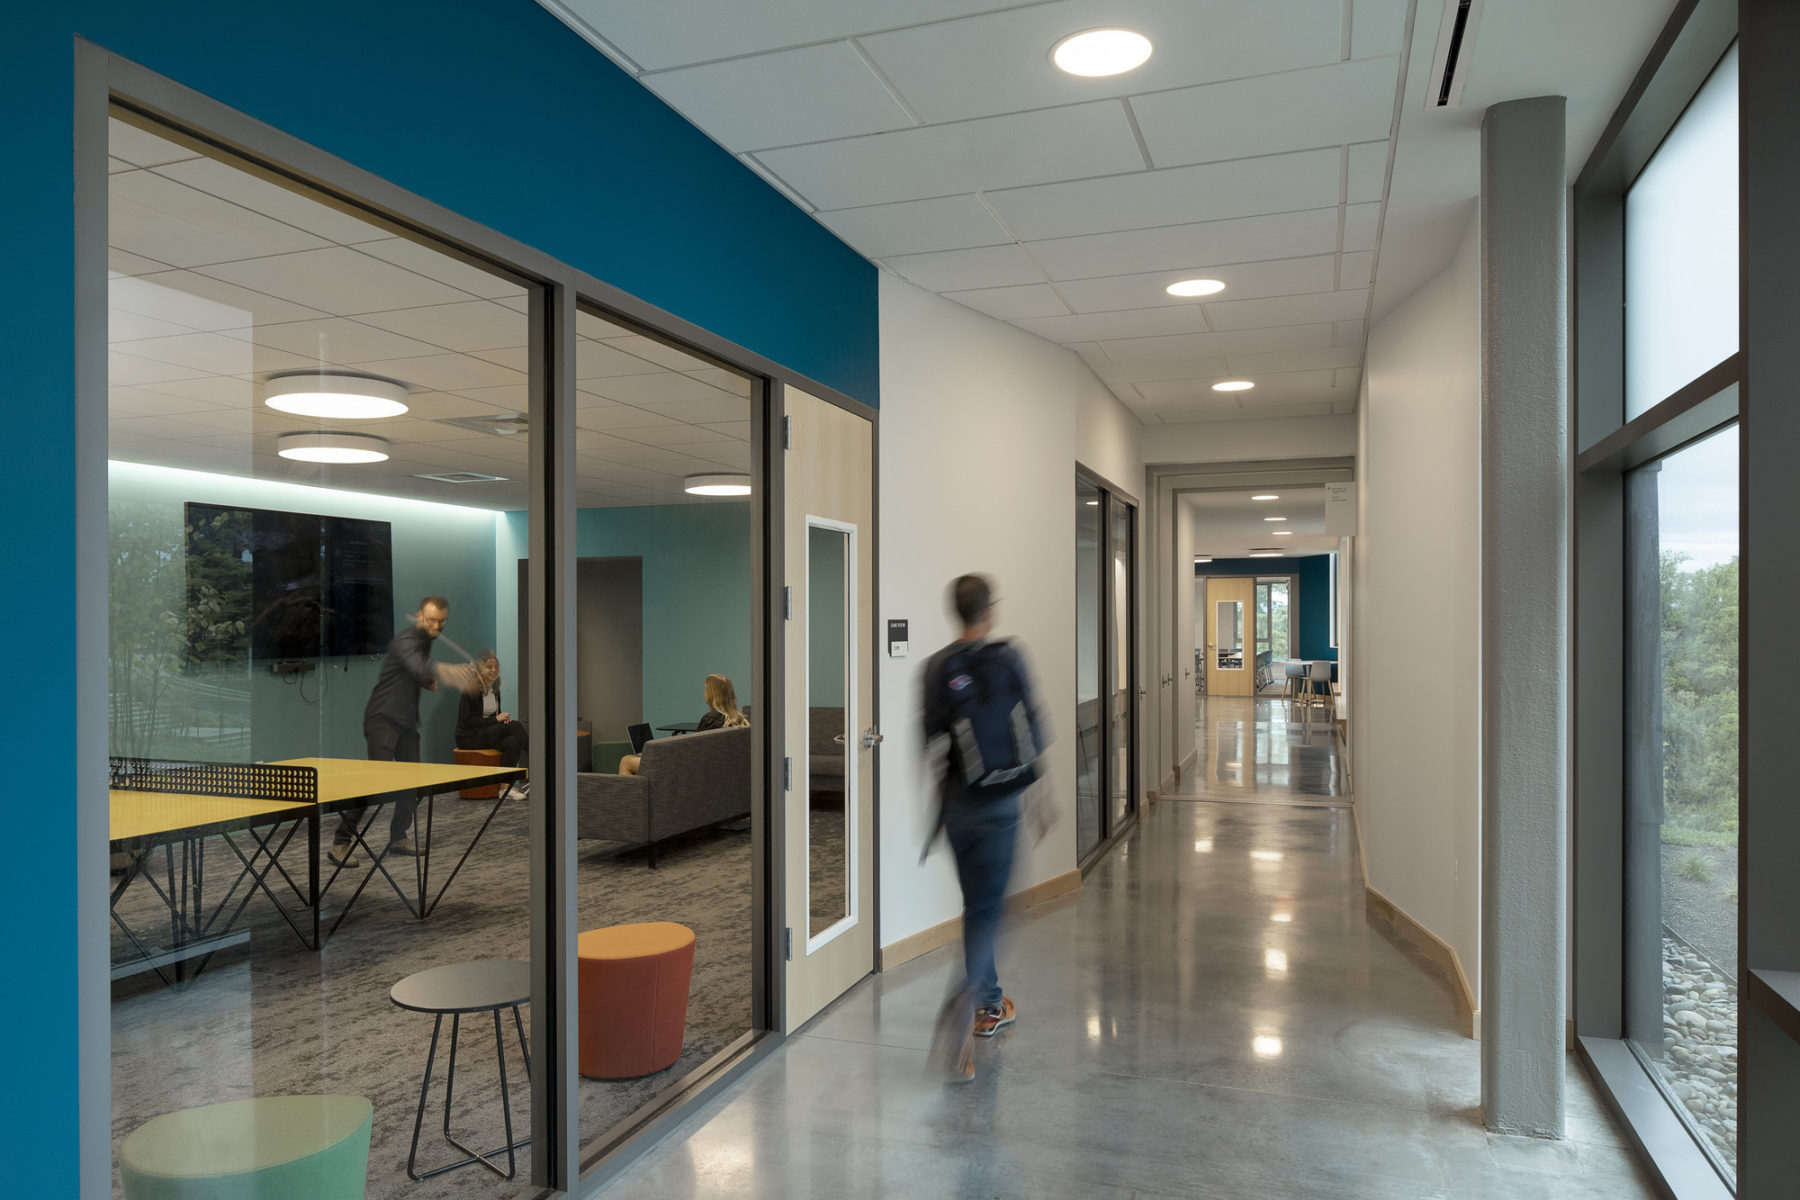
top-left (185, 502), bottom-right (394, 662)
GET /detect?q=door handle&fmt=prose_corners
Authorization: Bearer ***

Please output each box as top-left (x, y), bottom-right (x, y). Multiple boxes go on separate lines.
top-left (861, 727), bottom-right (884, 749)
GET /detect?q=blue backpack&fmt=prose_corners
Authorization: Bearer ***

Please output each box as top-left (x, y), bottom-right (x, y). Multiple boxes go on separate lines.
top-left (940, 640), bottom-right (1041, 797)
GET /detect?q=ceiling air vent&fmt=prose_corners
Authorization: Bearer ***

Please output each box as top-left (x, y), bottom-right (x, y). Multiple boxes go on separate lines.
top-left (415, 471), bottom-right (507, 485)
top-left (1426, 0), bottom-right (1484, 109)
top-left (436, 413), bottom-right (529, 436)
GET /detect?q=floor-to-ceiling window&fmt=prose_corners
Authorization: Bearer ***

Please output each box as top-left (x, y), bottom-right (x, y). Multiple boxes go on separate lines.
top-left (1076, 471), bottom-right (1136, 863)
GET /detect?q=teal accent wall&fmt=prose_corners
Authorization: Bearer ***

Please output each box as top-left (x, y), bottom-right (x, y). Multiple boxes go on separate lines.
top-left (498, 502), bottom-right (753, 735)
top-left (108, 463), bottom-right (500, 765)
top-left (15, 3), bottom-right (875, 1179)
top-left (1194, 555), bottom-right (1339, 662)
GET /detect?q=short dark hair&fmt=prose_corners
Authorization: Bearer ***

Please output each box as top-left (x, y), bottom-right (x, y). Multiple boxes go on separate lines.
top-left (420, 595), bottom-right (449, 613)
top-left (951, 575), bottom-right (993, 627)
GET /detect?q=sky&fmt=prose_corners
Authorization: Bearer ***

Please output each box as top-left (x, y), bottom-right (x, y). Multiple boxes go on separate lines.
top-left (1654, 423), bottom-right (1738, 570)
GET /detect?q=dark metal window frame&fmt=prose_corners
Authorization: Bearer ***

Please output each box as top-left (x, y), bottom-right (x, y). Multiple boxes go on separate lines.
top-left (74, 41), bottom-right (878, 1197)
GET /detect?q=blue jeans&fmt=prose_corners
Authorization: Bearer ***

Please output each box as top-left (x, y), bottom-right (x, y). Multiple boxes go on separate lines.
top-left (943, 791), bottom-right (1021, 1009)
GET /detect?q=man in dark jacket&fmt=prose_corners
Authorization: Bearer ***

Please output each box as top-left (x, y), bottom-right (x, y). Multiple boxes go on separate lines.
top-left (329, 596), bottom-right (473, 866)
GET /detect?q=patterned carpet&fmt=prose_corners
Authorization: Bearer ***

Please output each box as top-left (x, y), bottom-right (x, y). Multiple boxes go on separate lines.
top-left (109, 794), bottom-right (770, 1199)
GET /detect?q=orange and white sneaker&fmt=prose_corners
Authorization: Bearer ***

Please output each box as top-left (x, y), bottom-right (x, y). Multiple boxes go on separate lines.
top-left (973, 996), bottom-right (1016, 1038)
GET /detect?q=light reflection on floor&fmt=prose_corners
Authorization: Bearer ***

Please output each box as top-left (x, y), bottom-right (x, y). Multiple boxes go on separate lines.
top-left (1187, 694), bottom-right (1347, 801)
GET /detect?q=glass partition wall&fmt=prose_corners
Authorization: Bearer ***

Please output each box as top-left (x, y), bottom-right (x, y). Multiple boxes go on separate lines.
top-left (105, 106), bottom-right (764, 1196)
top-left (1075, 472), bottom-right (1136, 863)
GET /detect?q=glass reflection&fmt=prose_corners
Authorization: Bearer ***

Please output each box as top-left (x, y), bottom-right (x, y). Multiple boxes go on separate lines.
top-left (1075, 479), bottom-right (1103, 856)
top-left (807, 523), bottom-right (851, 938)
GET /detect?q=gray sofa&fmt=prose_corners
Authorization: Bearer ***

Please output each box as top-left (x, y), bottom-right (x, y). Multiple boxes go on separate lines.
top-left (808, 706), bottom-right (846, 800)
top-left (575, 724), bottom-right (751, 867)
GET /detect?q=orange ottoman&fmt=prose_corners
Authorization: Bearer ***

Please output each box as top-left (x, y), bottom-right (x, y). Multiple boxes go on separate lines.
top-left (577, 922), bottom-right (695, 1079)
top-left (453, 748), bottom-right (505, 799)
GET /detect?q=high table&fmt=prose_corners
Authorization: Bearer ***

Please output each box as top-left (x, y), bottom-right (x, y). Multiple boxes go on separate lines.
top-left (109, 755), bottom-right (524, 982)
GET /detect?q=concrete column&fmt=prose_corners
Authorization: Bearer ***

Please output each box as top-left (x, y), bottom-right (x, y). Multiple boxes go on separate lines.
top-left (1479, 96), bottom-right (1569, 1137)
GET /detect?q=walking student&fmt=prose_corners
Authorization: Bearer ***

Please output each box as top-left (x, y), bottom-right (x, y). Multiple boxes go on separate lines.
top-left (922, 574), bottom-right (1052, 1081)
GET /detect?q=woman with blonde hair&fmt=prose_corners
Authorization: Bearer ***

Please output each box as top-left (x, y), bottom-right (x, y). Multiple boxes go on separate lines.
top-left (456, 650), bottom-right (529, 799)
top-left (619, 672), bottom-right (749, 774)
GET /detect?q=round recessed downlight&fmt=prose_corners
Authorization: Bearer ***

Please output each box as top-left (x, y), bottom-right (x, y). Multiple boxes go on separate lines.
top-left (1264, 516), bottom-right (1287, 522)
top-left (265, 372), bottom-right (408, 419)
top-left (1252, 494), bottom-right (1279, 501)
top-left (277, 431), bottom-right (389, 464)
top-left (1166, 278), bottom-right (1225, 298)
top-left (1272, 530), bottom-right (1294, 537)
top-left (684, 473), bottom-right (752, 497)
top-left (1052, 29), bottom-right (1153, 77)
top-left (1213, 380), bottom-right (1255, 392)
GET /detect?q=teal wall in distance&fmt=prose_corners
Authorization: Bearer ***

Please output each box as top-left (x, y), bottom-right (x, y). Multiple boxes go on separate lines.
top-left (1194, 555), bottom-right (1339, 662)
top-left (108, 463), bottom-right (500, 765)
top-left (808, 524), bottom-right (849, 707)
top-left (498, 502), bottom-right (753, 737)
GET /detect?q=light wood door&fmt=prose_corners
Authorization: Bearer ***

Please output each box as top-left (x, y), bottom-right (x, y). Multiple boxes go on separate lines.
top-left (782, 387), bottom-right (875, 1032)
top-left (1205, 577), bottom-right (1256, 697)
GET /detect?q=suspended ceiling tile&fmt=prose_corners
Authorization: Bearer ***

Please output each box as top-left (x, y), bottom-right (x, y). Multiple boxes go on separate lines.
top-left (648, 422), bottom-right (752, 446)
top-left (234, 317), bottom-right (450, 365)
top-left (576, 338), bottom-right (669, 381)
top-left (986, 147), bottom-right (1341, 242)
top-left (593, 372), bottom-right (738, 407)
top-left (1101, 322), bottom-right (1336, 369)
top-left (704, 420), bottom-right (752, 440)
top-left (452, 384), bottom-right (531, 411)
top-left (1204, 288), bottom-right (1369, 331)
top-left (110, 169), bottom-right (330, 268)
top-left (1027, 207), bottom-right (1340, 280)
top-left (152, 157), bottom-right (394, 245)
top-left (1014, 304), bottom-right (1216, 345)
top-left (941, 282), bottom-right (1072, 321)
top-left (754, 102), bottom-right (1144, 211)
top-left (1132, 57), bottom-right (1400, 168)
top-left (109, 119), bottom-right (202, 168)
top-left (108, 350), bottom-right (214, 388)
top-left (1346, 141), bottom-right (1391, 204)
top-left (860, 0), bottom-right (1345, 124)
top-left (354, 300), bottom-right (528, 354)
top-left (351, 352), bottom-right (525, 393)
top-left (109, 248), bottom-right (174, 277)
top-left (1341, 201), bottom-right (1383, 252)
top-left (139, 376), bottom-right (257, 409)
top-left (1223, 344), bottom-right (1363, 373)
top-left (574, 405), bottom-right (684, 432)
top-left (1335, 319), bottom-right (1366, 346)
top-left (1136, 368), bottom-right (1335, 400)
top-left (110, 308), bottom-right (196, 341)
top-left (1056, 255), bottom-right (1338, 314)
top-left (196, 247), bottom-right (475, 315)
top-left (815, 194), bottom-right (1014, 259)
top-left (882, 244), bottom-right (1046, 292)
top-left (112, 332), bottom-right (316, 377)
top-left (641, 397), bottom-right (758, 426)
top-left (471, 346), bottom-right (531, 373)
top-left (1352, 0), bottom-right (1411, 57)
top-left (684, 369), bottom-right (752, 398)
top-left (352, 239), bottom-right (525, 301)
top-left (110, 270), bottom-right (327, 329)
top-left (601, 334), bottom-right (715, 373)
top-left (548, 0), bottom-right (1014, 70)
top-left (644, 41), bottom-right (916, 149)
top-left (1339, 250), bottom-right (1375, 289)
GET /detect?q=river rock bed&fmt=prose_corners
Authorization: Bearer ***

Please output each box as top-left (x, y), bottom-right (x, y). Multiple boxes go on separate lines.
top-left (1656, 935), bottom-right (1738, 1174)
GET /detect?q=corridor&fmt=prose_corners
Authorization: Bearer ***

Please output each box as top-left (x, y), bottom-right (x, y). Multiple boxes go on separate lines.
top-left (606, 698), bottom-right (1655, 1198)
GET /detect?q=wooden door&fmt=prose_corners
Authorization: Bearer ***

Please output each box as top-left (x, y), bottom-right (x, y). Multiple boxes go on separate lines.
top-left (1205, 577), bottom-right (1256, 697)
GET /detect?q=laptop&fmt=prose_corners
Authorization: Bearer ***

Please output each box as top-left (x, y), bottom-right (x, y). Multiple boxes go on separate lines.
top-left (627, 723), bottom-right (654, 754)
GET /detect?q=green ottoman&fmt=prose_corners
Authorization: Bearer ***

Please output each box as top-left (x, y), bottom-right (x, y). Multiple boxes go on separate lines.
top-left (120, 1095), bottom-right (371, 1200)
top-left (590, 738), bottom-right (632, 775)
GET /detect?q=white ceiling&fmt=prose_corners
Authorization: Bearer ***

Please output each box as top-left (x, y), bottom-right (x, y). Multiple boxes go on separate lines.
top-left (1186, 487), bottom-right (1334, 560)
top-left (541, 0), bottom-right (1685, 426)
top-left (107, 117), bottom-right (753, 511)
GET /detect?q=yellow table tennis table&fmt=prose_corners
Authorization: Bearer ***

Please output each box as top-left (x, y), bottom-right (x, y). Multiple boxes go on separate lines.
top-left (109, 756), bottom-right (524, 982)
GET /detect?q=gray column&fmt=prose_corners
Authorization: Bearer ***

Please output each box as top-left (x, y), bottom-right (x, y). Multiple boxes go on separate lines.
top-left (1479, 96), bottom-right (1569, 1137)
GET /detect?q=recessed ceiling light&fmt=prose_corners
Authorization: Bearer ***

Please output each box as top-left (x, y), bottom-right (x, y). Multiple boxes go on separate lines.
top-left (1264, 516), bottom-right (1287, 522)
top-left (1249, 548), bottom-right (1284, 557)
top-left (1051, 28), bottom-right (1153, 77)
top-left (1166, 278), bottom-right (1225, 298)
top-left (1272, 531), bottom-right (1294, 537)
top-left (265, 371), bottom-right (408, 419)
top-left (684, 473), bottom-right (752, 496)
top-left (1085, 499), bottom-right (1100, 506)
top-left (1195, 556), bottom-right (1212, 563)
top-left (1252, 494), bottom-right (1279, 501)
top-left (277, 431), bottom-right (389, 464)
top-left (1213, 380), bottom-right (1255, 392)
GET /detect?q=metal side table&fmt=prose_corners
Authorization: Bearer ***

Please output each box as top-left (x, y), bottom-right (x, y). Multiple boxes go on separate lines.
top-left (390, 959), bottom-right (531, 1180)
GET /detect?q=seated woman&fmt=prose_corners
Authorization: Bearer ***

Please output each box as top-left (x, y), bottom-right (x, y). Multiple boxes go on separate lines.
top-left (619, 672), bottom-right (749, 775)
top-left (457, 651), bottom-right (529, 799)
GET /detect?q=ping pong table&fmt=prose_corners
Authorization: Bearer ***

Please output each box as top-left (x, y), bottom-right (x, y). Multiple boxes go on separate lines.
top-left (109, 755), bottom-right (524, 982)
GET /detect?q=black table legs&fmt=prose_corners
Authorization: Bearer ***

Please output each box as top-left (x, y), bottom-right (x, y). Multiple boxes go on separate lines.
top-left (405, 1003), bottom-right (531, 1180)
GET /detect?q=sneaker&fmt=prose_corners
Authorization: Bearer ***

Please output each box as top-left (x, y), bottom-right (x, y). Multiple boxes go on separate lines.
top-left (386, 836), bottom-right (423, 857)
top-left (506, 780), bottom-right (530, 800)
top-left (973, 996), bottom-right (1016, 1038)
top-left (327, 841), bottom-right (359, 869)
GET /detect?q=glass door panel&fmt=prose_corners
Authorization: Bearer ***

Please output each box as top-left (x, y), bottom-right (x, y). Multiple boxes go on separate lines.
top-left (1108, 497), bottom-right (1135, 829)
top-left (807, 522), bottom-right (852, 939)
top-left (1075, 479), bottom-right (1104, 858)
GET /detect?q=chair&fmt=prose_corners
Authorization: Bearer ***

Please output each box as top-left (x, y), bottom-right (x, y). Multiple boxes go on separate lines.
top-left (119, 1095), bottom-right (372, 1199)
top-left (1284, 660), bottom-right (1307, 702)
top-left (577, 922), bottom-right (696, 1078)
top-left (453, 747), bottom-right (505, 799)
top-left (1302, 660), bottom-right (1335, 721)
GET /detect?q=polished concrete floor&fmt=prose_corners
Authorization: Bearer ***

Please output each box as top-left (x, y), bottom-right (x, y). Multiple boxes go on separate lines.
top-left (605, 698), bottom-right (1655, 1198)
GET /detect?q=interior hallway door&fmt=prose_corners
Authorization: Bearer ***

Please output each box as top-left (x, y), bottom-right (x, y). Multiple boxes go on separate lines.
top-left (782, 386), bottom-right (875, 1032)
top-left (1206, 577), bottom-right (1256, 696)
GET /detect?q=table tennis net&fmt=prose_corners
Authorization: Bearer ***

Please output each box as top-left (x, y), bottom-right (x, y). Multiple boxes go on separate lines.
top-left (109, 757), bottom-right (319, 803)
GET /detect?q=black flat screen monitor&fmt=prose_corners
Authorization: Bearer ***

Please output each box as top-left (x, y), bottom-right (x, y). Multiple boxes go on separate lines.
top-left (185, 502), bottom-right (394, 661)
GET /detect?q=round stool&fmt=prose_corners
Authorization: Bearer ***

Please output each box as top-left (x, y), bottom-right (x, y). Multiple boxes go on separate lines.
top-left (577, 922), bottom-right (696, 1079)
top-left (119, 1094), bottom-right (371, 1200)
top-left (453, 747), bottom-right (504, 799)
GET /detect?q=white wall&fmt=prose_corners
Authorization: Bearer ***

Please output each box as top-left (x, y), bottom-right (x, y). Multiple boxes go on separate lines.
top-left (878, 277), bottom-right (1143, 946)
top-left (1353, 210), bottom-right (1483, 997)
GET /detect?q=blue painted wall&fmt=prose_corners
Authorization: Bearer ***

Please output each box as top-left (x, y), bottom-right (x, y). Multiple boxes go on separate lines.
top-left (14, 2), bottom-right (876, 1189)
top-left (1194, 555), bottom-right (1339, 661)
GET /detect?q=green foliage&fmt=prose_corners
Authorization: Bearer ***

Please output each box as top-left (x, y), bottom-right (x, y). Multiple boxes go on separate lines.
top-left (1658, 550), bottom-right (1739, 840)
top-left (1662, 827), bottom-right (1736, 849)
top-left (1671, 850), bottom-right (1714, 884)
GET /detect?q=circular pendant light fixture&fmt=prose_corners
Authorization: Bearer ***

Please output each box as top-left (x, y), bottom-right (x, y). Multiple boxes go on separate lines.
top-left (265, 371), bottom-right (409, 419)
top-left (684, 473), bottom-right (752, 496)
top-left (1051, 29), bottom-right (1153, 77)
top-left (277, 431), bottom-right (391, 464)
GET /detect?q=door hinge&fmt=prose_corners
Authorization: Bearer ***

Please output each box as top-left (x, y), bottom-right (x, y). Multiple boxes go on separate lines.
top-left (784, 586), bottom-right (792, 620)
top-left (782, 415), bottom-right (792, 449)
top-left (783, 756), bottom-right (792, 791)
top-left (784, 927), bottom-right (794, 961)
